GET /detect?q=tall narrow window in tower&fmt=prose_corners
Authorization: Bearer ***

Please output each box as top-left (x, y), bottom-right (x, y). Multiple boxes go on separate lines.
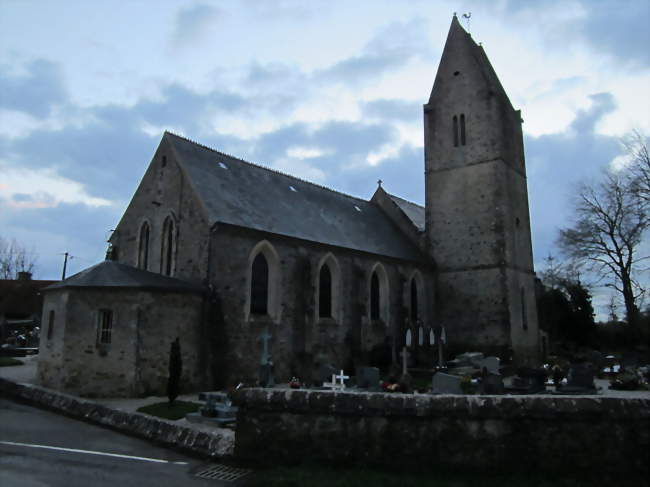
top-left (251, 253), bottom-right (269, 315)
top-left (370, 272), bottom-right (380, 320)
top-left (410, 278), bottom-right (419, 323)
top-left (161, 217), bottom-right (175, 276)
top-left (319, 263), bottom-right (332, 318)
top-left (138, 222), bottom-right (150, 270)
top-left (453, 115), bottom-right (459, 147)
top-left (521, 287), bottom-right (528, 330)
top-left (460, 114), bottom-right (466, 145)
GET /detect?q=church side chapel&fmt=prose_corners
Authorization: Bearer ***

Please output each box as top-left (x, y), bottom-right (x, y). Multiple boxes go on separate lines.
top-left (38, 16), bottom-right (540, 397)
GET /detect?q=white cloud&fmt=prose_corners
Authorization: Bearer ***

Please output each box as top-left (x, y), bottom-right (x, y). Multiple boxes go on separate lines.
top-left (0, 164), bottom-right (112, 208)
top-left (286, 146), bottom-right (326, 159)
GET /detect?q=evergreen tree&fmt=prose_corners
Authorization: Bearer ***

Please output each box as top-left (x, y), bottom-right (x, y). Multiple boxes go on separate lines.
top-left (167, 337), bottom-right (182, 405)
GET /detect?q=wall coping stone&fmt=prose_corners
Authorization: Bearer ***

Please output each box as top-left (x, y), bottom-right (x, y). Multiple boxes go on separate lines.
top-left (0, 377), bottom-right (233, 458)
top-left (231, 388), bottom-right (650, 420)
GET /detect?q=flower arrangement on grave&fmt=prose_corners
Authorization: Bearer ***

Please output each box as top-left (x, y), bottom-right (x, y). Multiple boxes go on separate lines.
top-left (609, 368), bottom-right (648, 391)
top-left (380, 377), bottom-right (402, 392)
top-left (289, 377), bottom-right (301, 389)
top-left (459, 375), bottom-right (475, 395)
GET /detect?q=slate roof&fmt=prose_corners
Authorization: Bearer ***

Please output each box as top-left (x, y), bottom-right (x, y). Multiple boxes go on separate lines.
top-left (387, 193), bottom-right (425, 232)
top-left (166, 132), bottom-right (425, 262)
top-left (44, 261), bottom-right (204, 293)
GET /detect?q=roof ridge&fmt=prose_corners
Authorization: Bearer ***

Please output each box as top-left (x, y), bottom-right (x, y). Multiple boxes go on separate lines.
top-left (386, 192), bottom-right (424, 209)
top-left (164, 131), bottom-right (370, 205)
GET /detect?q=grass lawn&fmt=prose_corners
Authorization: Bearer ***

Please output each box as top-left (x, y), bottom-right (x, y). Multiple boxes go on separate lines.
top-left (244, 466), bottom-right (646, 487)
top-left (0, 357), bottom-right (24, 367)
top-left (136, 400), bottom-right (201, 420)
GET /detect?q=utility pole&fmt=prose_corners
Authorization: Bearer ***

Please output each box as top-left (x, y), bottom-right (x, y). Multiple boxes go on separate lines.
top-left (61, 252), bottom-right (69, 280)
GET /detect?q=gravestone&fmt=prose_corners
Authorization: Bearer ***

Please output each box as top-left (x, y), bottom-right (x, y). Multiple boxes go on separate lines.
top-left (588, 350), bottom-right (604, 369)
top-left (323, 374), bottom-right (344, 391)
top-left (506, 367), bottom-right (547, 394)
top-left (258, 329), bottom-right (275, 388)
top-left (447, 351), bottom-right (483, 369)
top-left (554, 363), bottom-right (597, 394)
top-left (187, 391), bottom-right (238, 426)
top-left (319, 364), bottom-right (338, 386)
top-left (400, 347), bottom-right (410, 376)
top-left (458, 352), bottom-right (484, 365)
top-left (431, 372), bottom-right (463, 394)
top-left (356, 366), bottom-right (381, 391)
top-left (477, 356), bottom-right (500, 374)
top-left (480, 372), bottom-right (505, 395)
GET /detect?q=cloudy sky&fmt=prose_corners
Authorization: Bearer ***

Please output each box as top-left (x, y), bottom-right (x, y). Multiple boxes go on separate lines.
top-left (1, 0), bottom-right (649, 317)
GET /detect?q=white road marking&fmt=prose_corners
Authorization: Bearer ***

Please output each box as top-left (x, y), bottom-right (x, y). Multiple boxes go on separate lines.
top-left (0, 441), bottom-right (188, 465)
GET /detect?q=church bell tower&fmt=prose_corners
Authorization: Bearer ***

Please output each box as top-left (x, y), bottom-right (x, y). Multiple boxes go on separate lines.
top-left (424, 16), bottom-right (539, 362)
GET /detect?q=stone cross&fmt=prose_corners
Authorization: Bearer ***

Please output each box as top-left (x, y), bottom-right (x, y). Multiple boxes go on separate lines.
top-left (400, 346), bottom-right (410, 376)
top-left (323, 374), bottom-right (341, 391)
top-left (259, 329), bottom-right (272, 365)
top-left (335, 370), bottom-right (349, 389)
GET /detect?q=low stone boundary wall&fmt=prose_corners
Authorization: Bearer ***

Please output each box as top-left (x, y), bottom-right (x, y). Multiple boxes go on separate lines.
top-left (0, 377), bottom-right (233, 458)
top-left (232, 389), bottom-right (649, 477)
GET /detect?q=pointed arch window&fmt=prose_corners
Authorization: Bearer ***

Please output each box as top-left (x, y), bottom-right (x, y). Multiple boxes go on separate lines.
top-left (251, 253), bottom-right (269, 315)
top-left (138, 222), bottom-right (150, 270)
top-left (453, 114), bottom-right (467, 147)
top-left (247, 241), bottom-right (281, 320)
top-left (160, 217), bottom-right (176, 276)
top-left (370, 272), bottom-right (380, 320)
top-left (319, 263), bottom-right (332, 318)
top-left (369, 264), bottom-right (389, 323)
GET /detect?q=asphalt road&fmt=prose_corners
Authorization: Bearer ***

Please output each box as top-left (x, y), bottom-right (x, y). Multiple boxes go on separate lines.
top-left (0, 398), bottom-right (248, 487)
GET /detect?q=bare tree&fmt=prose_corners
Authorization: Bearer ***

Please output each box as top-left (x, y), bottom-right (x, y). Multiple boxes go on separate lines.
top-left (0, 236), bottom-right (37, 279)
top-left (558, 170), bottom-right (648, 329)
top-left (624, 130), bottom-right (650, 205)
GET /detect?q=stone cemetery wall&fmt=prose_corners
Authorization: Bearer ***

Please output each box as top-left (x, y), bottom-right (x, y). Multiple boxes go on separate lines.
top-left (232, 389), bottom-right (649, 477)
top-left (0, 377), bottom-right (233, 458)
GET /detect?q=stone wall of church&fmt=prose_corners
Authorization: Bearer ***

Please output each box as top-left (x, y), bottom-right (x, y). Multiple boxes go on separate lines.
top-left (38, 288), bottom-right (204, 397)
top-left (205, 225), bottom-right (434, 388)
top-left (110, 137), bottom-right (210, 283)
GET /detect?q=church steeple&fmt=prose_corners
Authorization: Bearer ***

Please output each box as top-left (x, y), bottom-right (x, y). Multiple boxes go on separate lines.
top-left (423, 16), bottom-right (539, 363)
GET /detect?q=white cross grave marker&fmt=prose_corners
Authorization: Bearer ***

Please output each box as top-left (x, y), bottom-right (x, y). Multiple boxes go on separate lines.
top-left (400, 346), bottom-right (410, 376)
top-left (323, 374), bottom-right (340, 391)
top-left (335, 370), bottom-right (349, 389)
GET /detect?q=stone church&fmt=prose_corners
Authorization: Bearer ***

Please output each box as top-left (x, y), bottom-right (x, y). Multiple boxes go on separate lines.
top-left (38, 16), bottom-right (539, 397)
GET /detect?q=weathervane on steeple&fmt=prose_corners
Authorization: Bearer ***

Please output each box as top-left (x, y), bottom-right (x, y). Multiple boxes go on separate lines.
top-left (462, 12), bottom-right (471, 32)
